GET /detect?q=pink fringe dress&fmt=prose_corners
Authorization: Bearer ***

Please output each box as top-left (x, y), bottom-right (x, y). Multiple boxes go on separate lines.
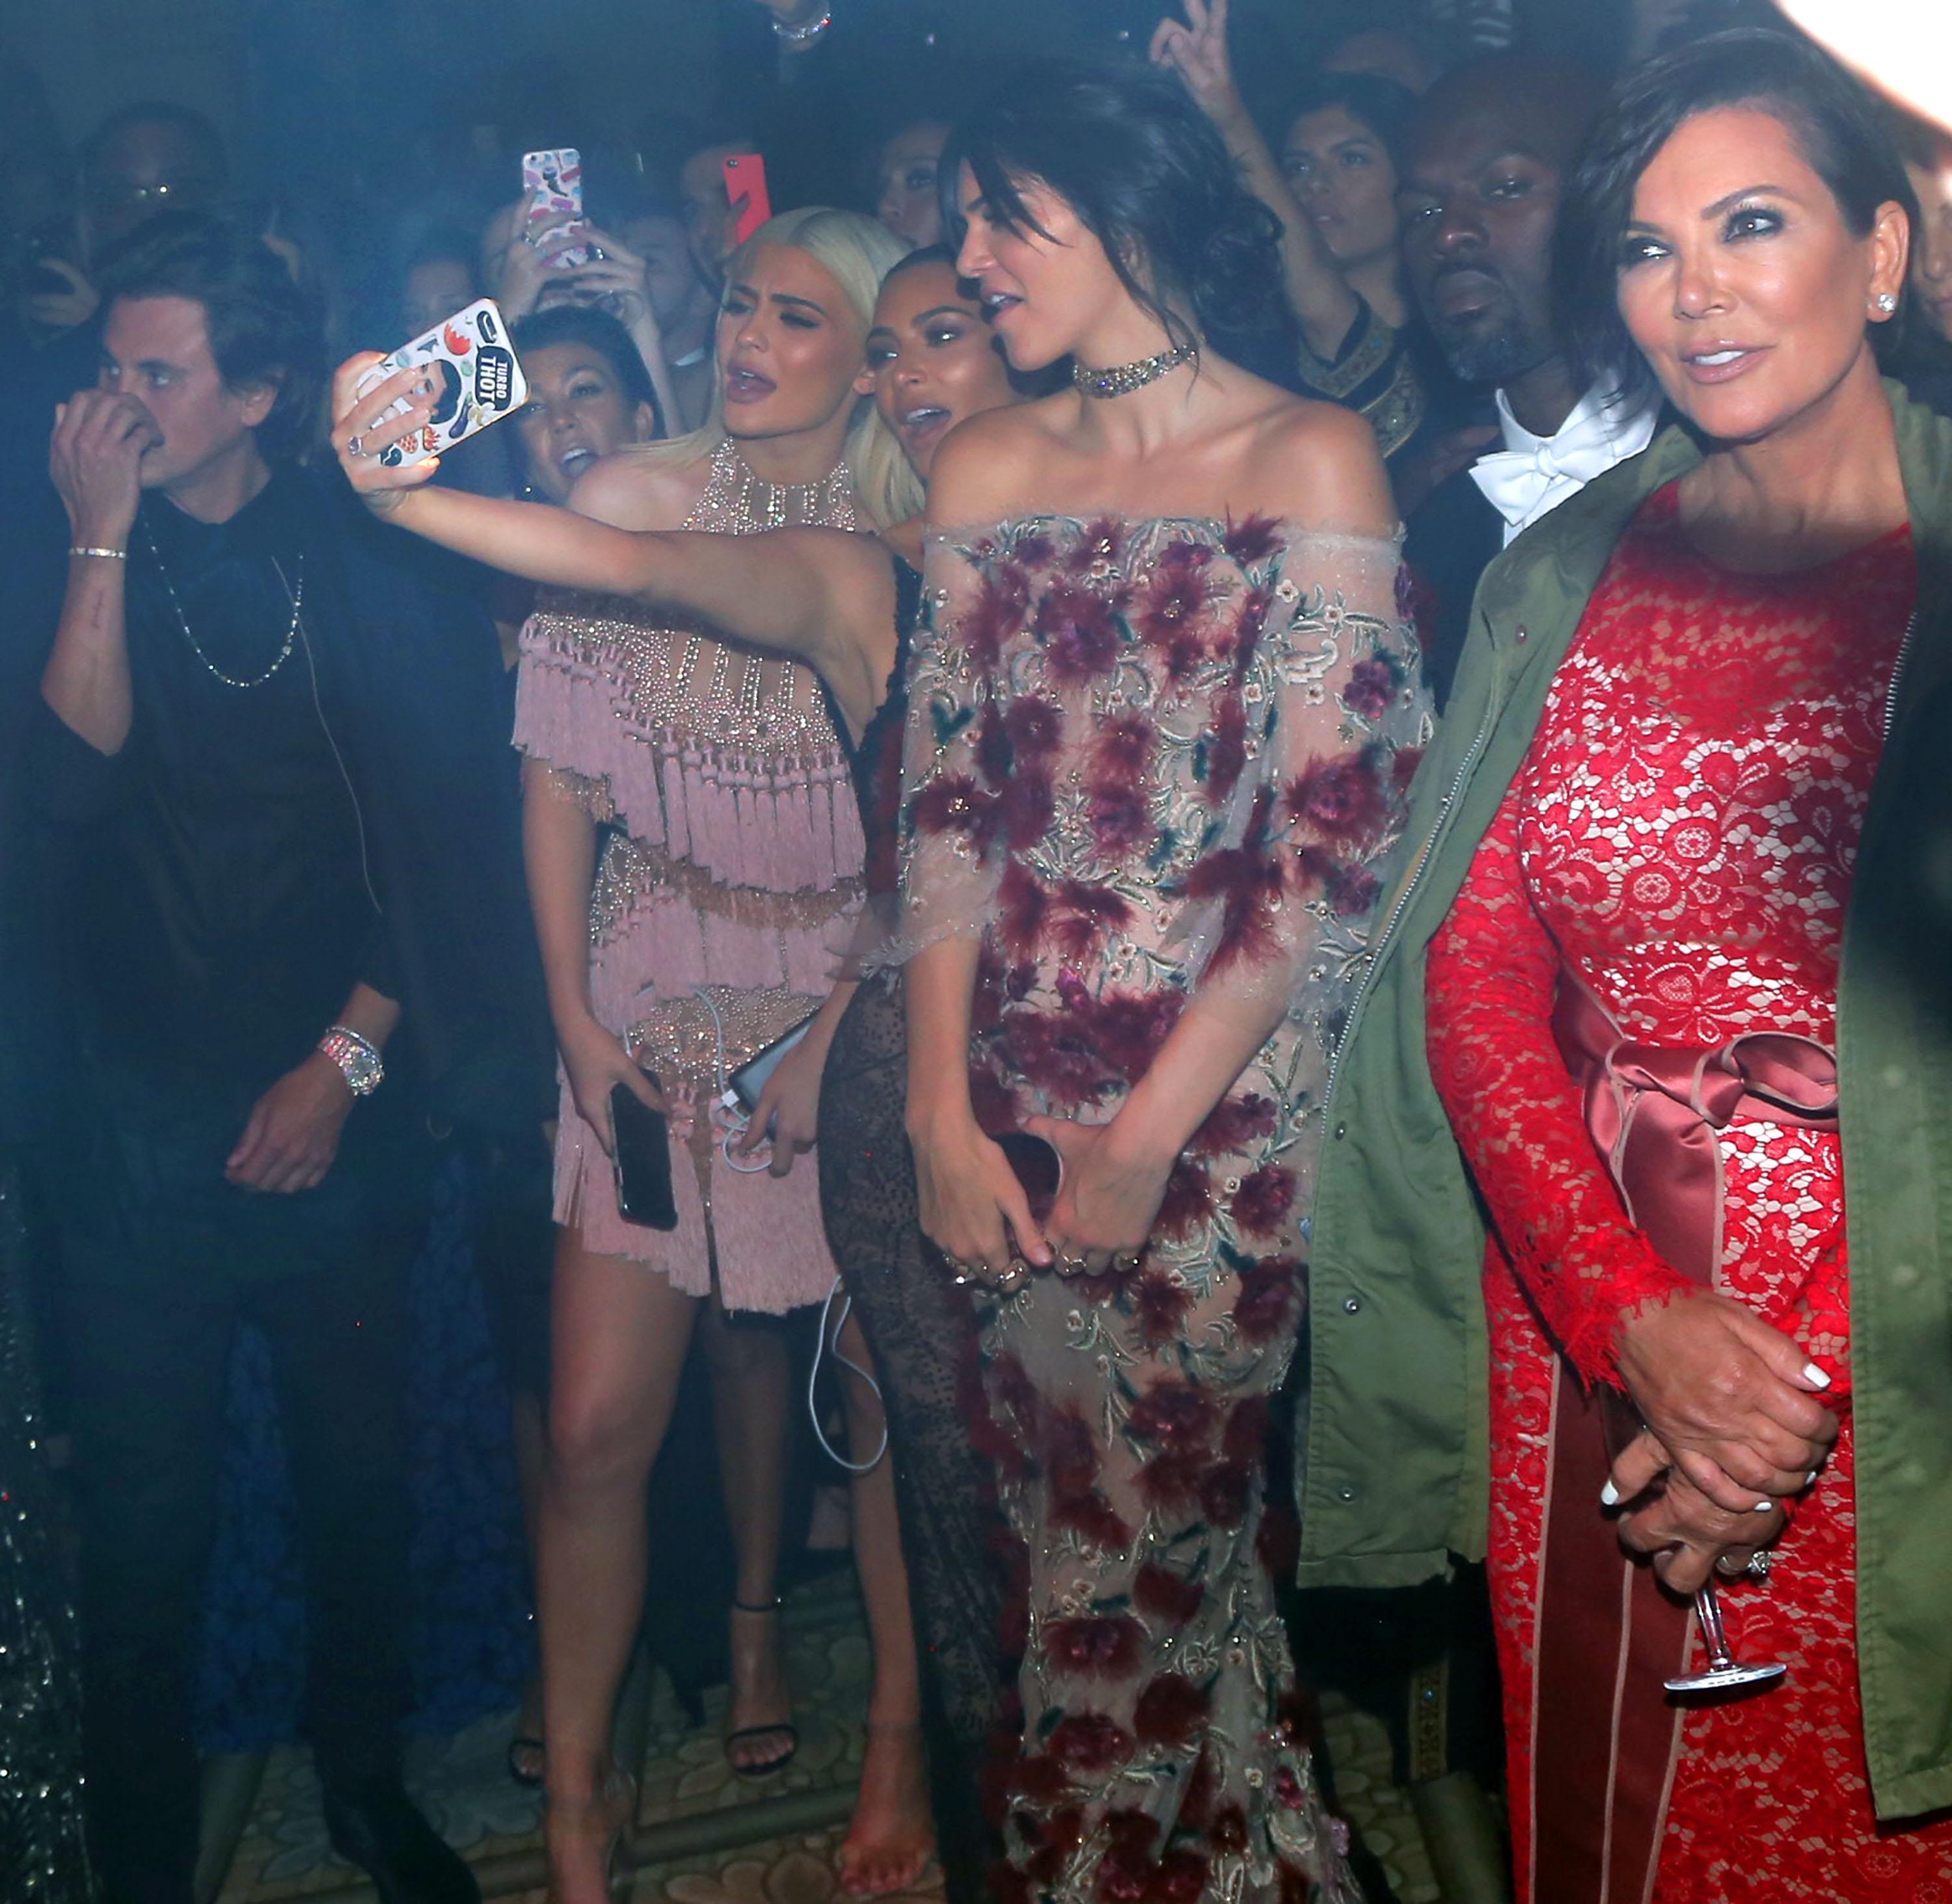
top-left (511, 441), bottom-right (864, 1313)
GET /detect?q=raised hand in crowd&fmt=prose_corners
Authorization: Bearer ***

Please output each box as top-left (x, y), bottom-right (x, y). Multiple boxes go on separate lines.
top-left (552, 224), bottom-right (680, 429)
top-left (1151, 0), bottom-right (1368, 360)
top-left (481, 200), bottom-right (553, 320)
top-left (560, 226), bottom-right (658, 327)
top-left (1148, 0), bottom-right (1244, 122)
top-left (476, 211), bottom-right (678, 433)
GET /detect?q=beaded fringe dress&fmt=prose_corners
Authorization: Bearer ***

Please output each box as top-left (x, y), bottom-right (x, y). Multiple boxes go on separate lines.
top-left (513, 439), bottom-right (864, 1312)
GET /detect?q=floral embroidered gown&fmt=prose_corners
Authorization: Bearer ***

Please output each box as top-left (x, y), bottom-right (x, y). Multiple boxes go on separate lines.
top-left (901, 513), bottom-right (1428, 1902)
top-left (1426, 483), bottom-right (1952, 1901)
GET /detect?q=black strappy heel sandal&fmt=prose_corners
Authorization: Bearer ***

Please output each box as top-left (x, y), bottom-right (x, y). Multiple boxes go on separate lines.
top-left (725, 1596), bottom-right (800, 1780)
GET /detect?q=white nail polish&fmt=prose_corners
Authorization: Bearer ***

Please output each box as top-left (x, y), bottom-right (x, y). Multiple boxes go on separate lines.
top-left (1806, 1471), bottom-right (1819, 1488)
top-left (1801, 1361), bottom-right (1832, 1390)
top-left (1754, 1499), bottom-right (1774, 1512)
top-left (1600, 1480), bottom-right (1620, 1507)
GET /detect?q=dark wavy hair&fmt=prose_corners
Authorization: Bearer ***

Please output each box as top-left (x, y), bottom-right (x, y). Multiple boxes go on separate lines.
top-left (509, 304), bottom-right (659, 416)
top-left (1273, 72), bottom-right (1420, 180)
top-left (1557, 28), bottom-right (1918, 407)
top-left (94, 210), bottom-right (326, 463)
top-left (939, 59), bottom-right (1284, 355)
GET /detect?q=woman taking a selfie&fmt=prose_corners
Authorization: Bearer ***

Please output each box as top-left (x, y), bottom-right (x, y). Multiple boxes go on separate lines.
top-left (1307, 31), bottom-right (1952, 1903)
top-left (899, 61), bottom-right (1425, 1901)
top-left (337, 239), bottom-right (1025, 1901)
top-left (346, 204), bottom-right (907, 1903)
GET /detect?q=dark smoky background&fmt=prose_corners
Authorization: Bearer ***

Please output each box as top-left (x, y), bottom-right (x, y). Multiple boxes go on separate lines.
top-left (1, 0), bottom-right (1675, 342)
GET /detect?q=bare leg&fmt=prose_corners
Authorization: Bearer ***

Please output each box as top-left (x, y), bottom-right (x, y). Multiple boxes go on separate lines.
top-left (835, 1311), bottom-right (936, 1896)
top-left (698, 1289), bottom-right (796, 1773)
top-left (540, 1225), bottom-right (700, 1903)
top-left (510, 1387), bottom-right (547, 1780)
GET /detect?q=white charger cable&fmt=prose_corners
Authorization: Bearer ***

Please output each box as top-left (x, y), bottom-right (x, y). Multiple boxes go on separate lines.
top-left (693, 988), bottom-right (884, 1471)
top-left (694, 986), bottom-right (778, 1175)
top-left (809, 1279), bottom-right (888, 1475)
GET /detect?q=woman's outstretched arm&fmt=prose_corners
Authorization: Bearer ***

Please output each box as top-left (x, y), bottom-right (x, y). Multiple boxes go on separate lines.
top-left (331, 355), bottom-right (897, 733)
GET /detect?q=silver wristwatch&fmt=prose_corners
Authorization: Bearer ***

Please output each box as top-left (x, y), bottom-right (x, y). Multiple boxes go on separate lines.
top-left (318, 1025), bottom-right (385, 1096)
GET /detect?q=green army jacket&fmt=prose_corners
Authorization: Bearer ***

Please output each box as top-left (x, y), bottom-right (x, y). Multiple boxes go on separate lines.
top-left (1297, 385), bottom-right (1952, 1821)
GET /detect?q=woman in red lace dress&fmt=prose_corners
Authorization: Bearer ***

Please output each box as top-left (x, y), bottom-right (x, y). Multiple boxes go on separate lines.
top-left (1423, 34), bottom-right (1952, 1902)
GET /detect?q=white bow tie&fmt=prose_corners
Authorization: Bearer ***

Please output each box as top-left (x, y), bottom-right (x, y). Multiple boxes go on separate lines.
top-left (1470, 394), bottom-right (1657, 541)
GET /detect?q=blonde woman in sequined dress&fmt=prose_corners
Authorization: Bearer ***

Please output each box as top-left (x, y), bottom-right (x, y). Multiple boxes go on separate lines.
top-left (342, 206), bottom-right (921, 1904)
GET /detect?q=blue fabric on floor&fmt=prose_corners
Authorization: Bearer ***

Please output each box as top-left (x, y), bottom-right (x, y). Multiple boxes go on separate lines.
top-left (195, 1152), bottom-right (532, 1750)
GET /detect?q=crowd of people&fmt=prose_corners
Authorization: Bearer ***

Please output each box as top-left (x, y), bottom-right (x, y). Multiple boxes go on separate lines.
top-left (3, 2), bottom-right (1952, 1903)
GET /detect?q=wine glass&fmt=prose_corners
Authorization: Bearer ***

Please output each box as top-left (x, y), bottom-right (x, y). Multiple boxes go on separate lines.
top-left (1664, 1578), bottom-right (1785, 1695)
top-left (1598, 1393), bottom-right (1787, 1696)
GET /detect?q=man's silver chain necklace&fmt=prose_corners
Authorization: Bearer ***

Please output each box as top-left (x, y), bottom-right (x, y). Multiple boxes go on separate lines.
top-left (143, 523), bottom-right (302, 689)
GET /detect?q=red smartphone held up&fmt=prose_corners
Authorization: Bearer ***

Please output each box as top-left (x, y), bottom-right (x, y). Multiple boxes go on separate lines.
top-left (722, 153), bottom-right (772, 246)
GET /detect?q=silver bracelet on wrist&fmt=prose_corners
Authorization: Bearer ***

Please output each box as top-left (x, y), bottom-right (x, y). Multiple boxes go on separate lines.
top-left (318, 1025), bottom-right (385, 1096)
top-left (70, 545), bottom-right (128, 561)
top-left (774, 4), bottom-right (832, 44)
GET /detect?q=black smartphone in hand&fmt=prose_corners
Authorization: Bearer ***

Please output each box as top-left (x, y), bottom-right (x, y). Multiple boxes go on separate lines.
top-left (994, 1130), bottom-right (1063, 1227)
top-left (611, 1080), bottom-right (678, 1231)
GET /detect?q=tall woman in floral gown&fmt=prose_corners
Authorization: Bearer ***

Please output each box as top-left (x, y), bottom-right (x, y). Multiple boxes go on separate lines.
top-left (899, 64), bottom-right (1428, 1903)
top-left (1421, 34), bottom-right (1952, 1901)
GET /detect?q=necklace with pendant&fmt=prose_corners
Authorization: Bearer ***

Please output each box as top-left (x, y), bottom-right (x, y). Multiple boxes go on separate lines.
top-left (144, 524), bottom-right (302, 689)
top-left (1072, 339), bottom-right (1200, 400)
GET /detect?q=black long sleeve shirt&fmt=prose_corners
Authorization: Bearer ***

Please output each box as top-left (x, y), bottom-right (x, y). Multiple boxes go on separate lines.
top-left (33, 470), bottom-right (393, 1100)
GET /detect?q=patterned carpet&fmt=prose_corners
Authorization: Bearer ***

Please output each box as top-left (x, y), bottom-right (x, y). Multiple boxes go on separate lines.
top-left (213, 1570), bottom-right (1439, 1904)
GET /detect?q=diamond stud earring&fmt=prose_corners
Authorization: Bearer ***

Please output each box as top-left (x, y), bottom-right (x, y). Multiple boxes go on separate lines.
top-left (1875, 292), bottom-right (1899, 315)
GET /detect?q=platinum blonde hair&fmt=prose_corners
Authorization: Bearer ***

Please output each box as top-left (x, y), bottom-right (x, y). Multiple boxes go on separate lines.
top-left (629, 206), bottom-right (922, 530)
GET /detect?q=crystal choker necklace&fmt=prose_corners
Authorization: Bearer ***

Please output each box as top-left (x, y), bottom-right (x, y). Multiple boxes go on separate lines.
top-left (1072, 339), bottom-right (1199, 400)
top-left (694, 439), bottom-right (858, 534)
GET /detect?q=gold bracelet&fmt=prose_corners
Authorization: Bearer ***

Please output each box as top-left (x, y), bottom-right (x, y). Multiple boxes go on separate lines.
top-left (69, 545), bottom-right (128, 560)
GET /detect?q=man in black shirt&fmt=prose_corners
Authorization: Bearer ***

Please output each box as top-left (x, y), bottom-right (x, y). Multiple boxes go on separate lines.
top-left (31, 215), bottom-right (537, 1904)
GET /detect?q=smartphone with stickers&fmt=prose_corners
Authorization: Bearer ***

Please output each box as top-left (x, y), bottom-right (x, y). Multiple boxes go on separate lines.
top-left (722, 153), bottom-right (772, 246)
top-left (522, 147), bottom-right (591, 270)
top-left (355, 298), bottom-right (528, 468)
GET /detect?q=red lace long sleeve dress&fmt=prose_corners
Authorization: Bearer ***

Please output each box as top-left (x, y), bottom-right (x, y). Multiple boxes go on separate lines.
top-left (1426, 482), bottom-right (1952, 1901)
top-left (902, 512), bottom-right (1429, 1904)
